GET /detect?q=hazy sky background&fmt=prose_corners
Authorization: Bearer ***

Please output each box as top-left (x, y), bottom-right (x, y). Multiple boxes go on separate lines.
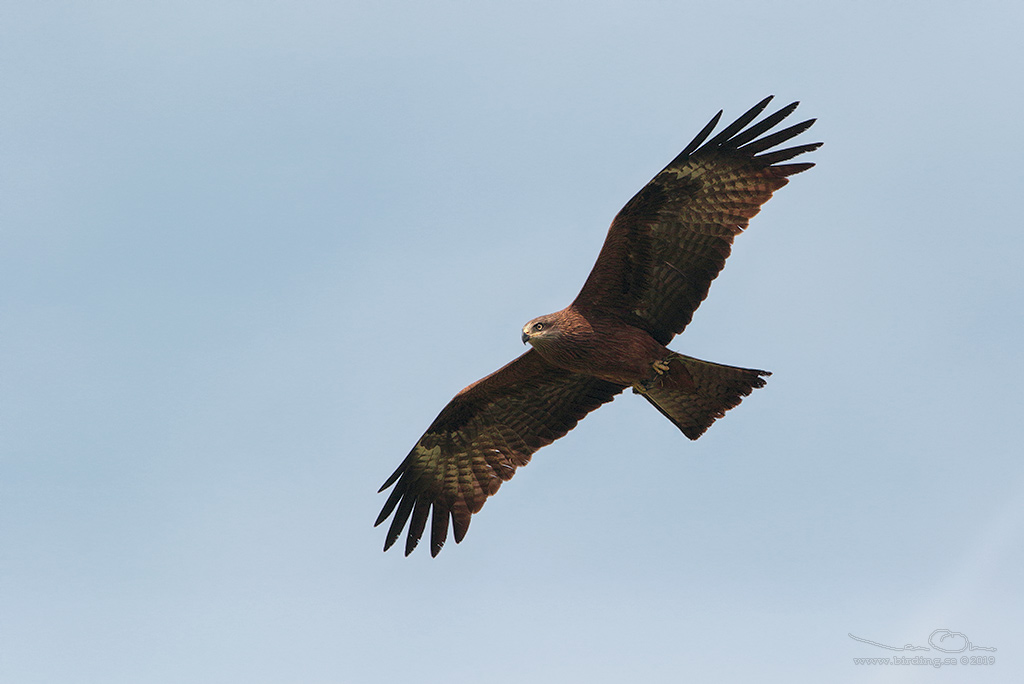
top-left (3, 2), bottom-right (1023, 682)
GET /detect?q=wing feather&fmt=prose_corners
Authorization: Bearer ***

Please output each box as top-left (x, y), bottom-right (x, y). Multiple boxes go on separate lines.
top-left (376, 349), bottom-right (624, 556)
top-left (677, 110), bottom-right (723, 158)
top-left (739, 118), bottom-right (816, 154)
top-left (573, 97), bottom-right (821, 345)
top-left (727, 101), bottom-right (800, 148)
top-left (702, 95), bottom-right (775, 148)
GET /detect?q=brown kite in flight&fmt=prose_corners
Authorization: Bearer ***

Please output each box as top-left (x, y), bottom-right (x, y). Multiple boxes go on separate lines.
top-left (376, 96), bottom-right (820, 556)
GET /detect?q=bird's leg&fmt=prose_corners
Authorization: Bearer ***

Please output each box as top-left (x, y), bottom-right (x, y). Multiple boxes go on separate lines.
top-left (632, 357), bottom-right (673, 394)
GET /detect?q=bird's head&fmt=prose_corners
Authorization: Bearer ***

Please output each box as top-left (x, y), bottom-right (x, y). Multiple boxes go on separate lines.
top-left (521, 314), bottom-right (560, 347)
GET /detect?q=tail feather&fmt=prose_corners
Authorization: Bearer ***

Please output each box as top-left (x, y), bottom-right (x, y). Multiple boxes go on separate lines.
top-left (634, 353), bottom-right (770, 440)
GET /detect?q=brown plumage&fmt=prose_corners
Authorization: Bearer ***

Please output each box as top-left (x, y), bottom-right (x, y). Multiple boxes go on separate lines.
top-left (376, 96), bottom-right (821, 556)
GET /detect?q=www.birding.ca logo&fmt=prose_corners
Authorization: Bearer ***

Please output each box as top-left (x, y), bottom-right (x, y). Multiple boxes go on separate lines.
top-left (850, 629), bottom-right (996, 668)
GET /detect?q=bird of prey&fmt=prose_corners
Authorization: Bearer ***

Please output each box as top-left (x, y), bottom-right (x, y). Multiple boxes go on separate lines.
top-left (376, 96), bottom-right (820, 556)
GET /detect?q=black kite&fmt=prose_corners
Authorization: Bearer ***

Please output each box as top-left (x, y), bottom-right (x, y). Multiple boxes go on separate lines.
top-left (376, 97), bottom-right (820, 556)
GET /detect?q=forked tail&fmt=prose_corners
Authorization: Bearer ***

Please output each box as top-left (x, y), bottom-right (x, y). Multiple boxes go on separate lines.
top-left (634, 353), bottom-right (770, 440)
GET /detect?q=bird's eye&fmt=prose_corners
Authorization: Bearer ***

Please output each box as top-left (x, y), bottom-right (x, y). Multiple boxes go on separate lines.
top-left (533, 322), bottom-right (544, 331)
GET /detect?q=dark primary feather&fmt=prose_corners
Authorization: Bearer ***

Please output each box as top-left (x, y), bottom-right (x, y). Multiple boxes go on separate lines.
top-left (375, 349), bottom-right (624, 556)
top-left (573, 96), bottom-right (822, 345)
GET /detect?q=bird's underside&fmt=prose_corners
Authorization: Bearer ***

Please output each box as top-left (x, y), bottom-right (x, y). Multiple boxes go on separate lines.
top-left (376, 96), bottom-right (821, 556)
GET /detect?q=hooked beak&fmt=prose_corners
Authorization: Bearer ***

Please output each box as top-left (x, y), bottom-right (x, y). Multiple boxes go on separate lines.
top-left (521, 330), bottom-right (531, 344)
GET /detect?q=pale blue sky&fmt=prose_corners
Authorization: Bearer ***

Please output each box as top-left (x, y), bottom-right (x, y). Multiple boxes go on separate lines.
top-left (3, 2), bottom-right (1023, 682)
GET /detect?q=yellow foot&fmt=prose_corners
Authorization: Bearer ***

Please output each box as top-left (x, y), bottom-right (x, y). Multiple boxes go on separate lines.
top-left (652, 359), bottom-right (671, 375)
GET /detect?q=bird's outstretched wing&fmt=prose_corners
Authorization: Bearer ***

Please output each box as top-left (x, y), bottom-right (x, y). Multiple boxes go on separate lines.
top-left (573, 96), bottom-right (821, 345)
top-left (375, 349), bottom-right (624, 556)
